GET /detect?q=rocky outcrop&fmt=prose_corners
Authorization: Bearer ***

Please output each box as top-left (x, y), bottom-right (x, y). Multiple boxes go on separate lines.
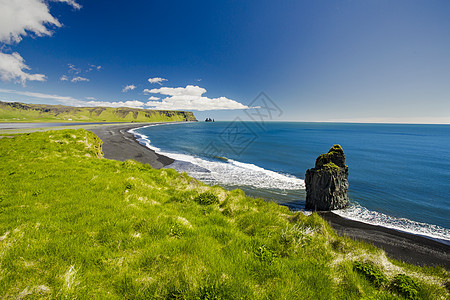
top-left (305, 145), bottom-right (349, 210)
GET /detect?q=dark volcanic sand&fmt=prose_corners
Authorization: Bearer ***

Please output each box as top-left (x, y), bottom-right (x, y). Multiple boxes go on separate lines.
top-left (90, 123), bottom-right (174, 169)
top-left (319, 212), bottom-right (450, 270)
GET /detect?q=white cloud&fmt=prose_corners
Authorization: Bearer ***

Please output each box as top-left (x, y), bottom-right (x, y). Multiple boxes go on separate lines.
top-left (0, 0), bottom-right (61, 44)
top-left (85, 100), bottom-right (145, 108)
top-left (85, 96), bottom-right (96, 100)
top-left (67, 64), bottom-right (81, 74)
top-left (61, 63), bottom-right (100, 83)
top-left (0, 85), bottom-right (251, 111)
top-left (54, 0), bottom-right (81, 10)
top-left (0, 0), bottom-right (80, 84)
top-left (148, 77), bottom-right (167, 85)
top-left (71, 76), bottom-right (89, 82)
top-left (88, 64), bottom-right (101, 72)
top-left (144, 85), bottom-right (250, 111)
top-left (0, 52), bottom-right (46, 84)
top-left (148, 96), bottom-right (159, 100)
top-left (0, 0), bottom-right (80, 43)
top-left (144, 85), bottom-right (206, 97)
top-left (122, 84), bottom-right (136, 92)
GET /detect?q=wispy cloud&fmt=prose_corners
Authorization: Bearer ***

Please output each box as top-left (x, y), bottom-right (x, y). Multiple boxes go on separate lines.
top-left (71, 76), bottom-right (89, 83)
top-left (67, 64), bottom-right (81, 74)
top-left (53, 0), bottom-right (82, 10)
top-left (0, 88), bottom-right (146, 108)
top-left (0, 88), bottom-right (80, 103)
top-left (148, 77), bottom-right (167, 85)
top-left (0, 52), bottom-right (46, 85)
top-left (87, 64), bottom-right (101, 72)
top-left (61, 63), bottom-right (100, 83)
top-left (0, 86), bottom-right (250, 111)
top-left (144, 85), bottom-right (250, 111)
top-left (122, 84), bottom-right (136, 92)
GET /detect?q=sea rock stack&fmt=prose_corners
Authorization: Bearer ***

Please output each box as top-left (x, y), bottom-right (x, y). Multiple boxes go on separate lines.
top-left (305, 144), bottom-right (349, 211)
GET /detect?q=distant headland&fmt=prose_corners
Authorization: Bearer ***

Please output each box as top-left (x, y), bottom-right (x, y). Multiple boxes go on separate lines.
top-left (0, 100), bottom-right (197, 123)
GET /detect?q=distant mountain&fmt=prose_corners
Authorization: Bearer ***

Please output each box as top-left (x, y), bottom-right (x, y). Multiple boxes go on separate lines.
top-left (0, 101), bottom-right (197, 123)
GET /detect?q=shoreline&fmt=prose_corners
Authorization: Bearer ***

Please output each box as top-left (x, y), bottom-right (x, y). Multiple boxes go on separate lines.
top-left (104, 122), bottom-right (450, 270)
top-left (89, 123), bottom-right (176, 169)
top-left (2, 121), bottom-right (449, 270)
top-left (319, 212), bottom-right (450, 269)
top-left (122, 123), bottom-right (450, 270)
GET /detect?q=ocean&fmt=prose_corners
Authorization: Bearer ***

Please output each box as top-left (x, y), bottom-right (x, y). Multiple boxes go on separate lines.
top-left (131, 122), bottom-right (450, 243)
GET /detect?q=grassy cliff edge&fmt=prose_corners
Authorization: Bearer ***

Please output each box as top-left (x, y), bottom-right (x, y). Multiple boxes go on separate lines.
top-left (0, 129), bottom-right (448, 299)
top-left (0, 100), bottom-right (197, 123)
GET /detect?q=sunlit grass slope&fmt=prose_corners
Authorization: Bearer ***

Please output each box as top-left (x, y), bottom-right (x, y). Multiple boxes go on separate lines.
top-left (0, 101), bottom-right (197, 123)
top-left (0, 130), bottom-right (448, 299)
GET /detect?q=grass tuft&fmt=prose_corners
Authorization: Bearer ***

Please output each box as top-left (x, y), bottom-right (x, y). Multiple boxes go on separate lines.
top-left (389, 274), bottom-right (420, 299)
top-left (0, 129), bottom-right (448, 299)
top-left (194, 191), bottom-right (219, 205)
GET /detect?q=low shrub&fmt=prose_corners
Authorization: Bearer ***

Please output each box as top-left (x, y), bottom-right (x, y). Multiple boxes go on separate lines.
top-left (353, 261), bottom-right (388, 288)
top-left (198, 282), bottom-right (223, 300)
top-left (194, 192), bottom-right (219, 205)
top-left (254, 245), bottom-right (277, 264)
top-left (170, 223), bottom-right (184, 238)
top-left (389, 274), bottom-right (420, 300)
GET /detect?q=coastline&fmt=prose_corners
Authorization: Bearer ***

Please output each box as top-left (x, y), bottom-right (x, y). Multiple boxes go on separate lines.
top-left (319, 212), bottom-right (450, 270)
top-left (89, 123), bottom-right (175, 169)
top-left (122, 123), bottom-right (450, 270)
top-left (0, 121), bottom-right (176, 170)
top-left (2, 122), bottom-right (449, 270)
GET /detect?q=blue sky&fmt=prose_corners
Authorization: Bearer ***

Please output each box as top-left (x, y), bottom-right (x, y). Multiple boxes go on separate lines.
top-left (0, 0), bottom-right (449, 123)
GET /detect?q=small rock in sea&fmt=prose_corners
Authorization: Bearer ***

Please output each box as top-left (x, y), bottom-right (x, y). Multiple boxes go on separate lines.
top-left (305, 144), bottom-right (349, 210)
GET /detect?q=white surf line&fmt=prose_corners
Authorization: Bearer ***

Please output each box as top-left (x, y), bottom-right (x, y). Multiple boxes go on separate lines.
top-left (334, 204), bottom-right (450, 245)
top-left (129, 123), bottom-right (305, 191)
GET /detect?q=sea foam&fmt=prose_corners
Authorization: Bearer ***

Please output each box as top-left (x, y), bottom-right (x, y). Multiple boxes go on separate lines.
top-left (334, 204), bottom-right (450, 245)
top-left (130, 124), bottom-right (450, 244)
top-left (129, 125), bottom-right (305, 190)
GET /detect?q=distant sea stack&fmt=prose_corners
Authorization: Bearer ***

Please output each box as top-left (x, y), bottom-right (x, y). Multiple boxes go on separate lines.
top-left (305, 145), bottom-right (349, 211)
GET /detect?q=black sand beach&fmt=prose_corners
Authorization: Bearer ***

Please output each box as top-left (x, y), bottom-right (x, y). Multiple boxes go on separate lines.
top-left (90, 123), bottom-right (174, 169)
top-left (319, 212), bottom-right (450, 270)
top-left (94, 123), bottom-right (450, 270)
top-left (2, 122), bottom-right (449, 270)
top-left (0, 122), bottom-right (174, 169)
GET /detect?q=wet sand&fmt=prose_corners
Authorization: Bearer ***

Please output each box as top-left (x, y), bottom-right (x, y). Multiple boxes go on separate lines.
top-left (89, 123), bottom-right (175, 169)
top-left (319, 212), bottom-right (450, 269)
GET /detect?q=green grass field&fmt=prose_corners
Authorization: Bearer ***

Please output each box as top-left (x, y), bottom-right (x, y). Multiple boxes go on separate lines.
top-left (0, 101), bottom-right (197, 123)
top-left (0, 130), bottom-right (448, 299)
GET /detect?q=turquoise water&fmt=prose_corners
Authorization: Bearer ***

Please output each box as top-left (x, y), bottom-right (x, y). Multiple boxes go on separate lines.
top-left (132, 122), bottom-right (450, 242)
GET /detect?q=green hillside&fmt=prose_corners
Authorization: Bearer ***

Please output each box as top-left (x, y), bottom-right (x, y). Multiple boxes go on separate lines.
top-left (0, 101), bottom-right (197, 123)
top-left (0, 129), bottom-right (448, 299)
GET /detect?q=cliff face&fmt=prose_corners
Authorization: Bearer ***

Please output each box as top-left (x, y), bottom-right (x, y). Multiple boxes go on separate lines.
top-left (305, 145), bottom-right (349, 211)
top-left (0, 101), bottom-right (197, 122)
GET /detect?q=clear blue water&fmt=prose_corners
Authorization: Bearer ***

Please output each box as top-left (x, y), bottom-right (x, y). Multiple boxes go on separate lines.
top-left (132, 122), bottom-right (450, 242)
